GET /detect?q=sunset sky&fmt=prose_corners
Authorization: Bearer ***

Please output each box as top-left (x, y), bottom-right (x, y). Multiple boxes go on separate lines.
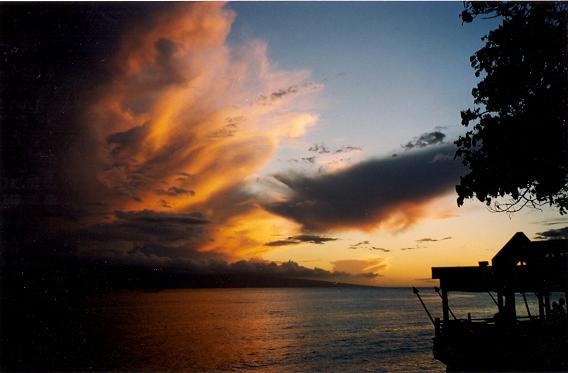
top-left (3, 2), bottom-right (567, 287)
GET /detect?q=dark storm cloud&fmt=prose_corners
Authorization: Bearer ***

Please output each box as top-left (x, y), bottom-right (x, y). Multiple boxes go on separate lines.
top-left (133, 243), bottom-right (204, 259)
top-left (1, 3), bottom-right (167, 213)
top-left (402, 131), bottom-right (446, 150)
top-left (80, 209), bottom-right (211, 261)
top-left (114, 210), bottom-right (208, 225)
top-left (75, 208), bottom-right (367, 281)
top-left (265, 234), bottom-right (337, 247)
top-left (264, 144), bottom-right (463, 231)
top-left (534, 226), bottom-right (568, 240)
top-left (84, 210), bottom-right (206, 239)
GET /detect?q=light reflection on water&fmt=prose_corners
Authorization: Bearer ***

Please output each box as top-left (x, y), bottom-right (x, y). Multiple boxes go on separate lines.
top-left (87, 287), bottom-right (506, 372)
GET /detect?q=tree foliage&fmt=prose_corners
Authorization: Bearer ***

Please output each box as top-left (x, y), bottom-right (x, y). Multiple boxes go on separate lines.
top-left (455, 2), bottom-right (568, 214)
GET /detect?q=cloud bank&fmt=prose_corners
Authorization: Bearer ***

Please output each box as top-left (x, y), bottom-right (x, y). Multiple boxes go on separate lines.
top-left (264, 144), bottom-right (463, 231)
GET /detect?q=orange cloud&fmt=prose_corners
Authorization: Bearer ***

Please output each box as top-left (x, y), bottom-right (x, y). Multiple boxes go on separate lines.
top-left (200, 207), bottom-right (302, 260)
top-left (80, 3), bottom-right (322, 260)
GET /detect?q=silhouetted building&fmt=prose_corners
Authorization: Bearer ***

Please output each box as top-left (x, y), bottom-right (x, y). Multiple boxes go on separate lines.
top-left (429, 232), bottom-right (568, 371)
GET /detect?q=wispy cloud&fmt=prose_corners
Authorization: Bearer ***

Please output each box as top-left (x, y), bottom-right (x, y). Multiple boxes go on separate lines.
top-left (416, 236), bottom-right (452, 243)
top-left (308, 143), bottom-right (331, 154)
top-left (265, 234), bottom-right (337, 247)
top-left (534, 226), bottom-right (568, 240)
top-left (301, 156), bottom-right (317, 164)
top-left (347, 241), bottom-right (390, 252)
top-left (533, 218), bottom-right (568, 226)
top-left (402, 131), bottom-right (446, 150)
top-left (156, 186), bottom-right (195, 197)
top-left (351, 240), bottom-right (370, 247)
top-left (335, 145), bottom-right (362, 153)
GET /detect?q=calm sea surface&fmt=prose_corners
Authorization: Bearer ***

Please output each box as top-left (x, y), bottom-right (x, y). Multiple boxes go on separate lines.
top-left (81, 288), bottom-right (549, 372)
top-left (73, 288), bottom-right (552, 372)
top-left (81, 287), bottom-right (526, 372)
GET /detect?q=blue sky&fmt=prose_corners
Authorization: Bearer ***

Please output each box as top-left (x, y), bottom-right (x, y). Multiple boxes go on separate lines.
top-left (228, 2), bottom-right (498, 161)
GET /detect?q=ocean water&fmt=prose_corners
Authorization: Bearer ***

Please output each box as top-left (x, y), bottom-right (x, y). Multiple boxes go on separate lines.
top-left (5, 285), bottom-right (557, 371)
top-left (84, 288), bottom-right (452, 372)
top-left (75, 287), bottom-right (555, 372)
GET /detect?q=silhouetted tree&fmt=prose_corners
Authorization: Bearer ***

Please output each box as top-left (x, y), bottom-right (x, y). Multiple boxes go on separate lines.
top-left (455, 2), bottom-right (568, 213)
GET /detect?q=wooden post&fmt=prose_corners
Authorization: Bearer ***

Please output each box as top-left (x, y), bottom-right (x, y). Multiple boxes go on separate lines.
top-left (487, 291), bottom-right (498, 307)
top-left (442, 286), bottom-right (450, 322)
top-left (498, 292), bottom-right (504, 314)
top-left (537, 292), bottom-right (545, 320)
top-left (522, 293), bottom-right (532, 318)
top-left (544, 292), bottom-right (551, 318)
top-left (505, 291), bottom-right (516, 320)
